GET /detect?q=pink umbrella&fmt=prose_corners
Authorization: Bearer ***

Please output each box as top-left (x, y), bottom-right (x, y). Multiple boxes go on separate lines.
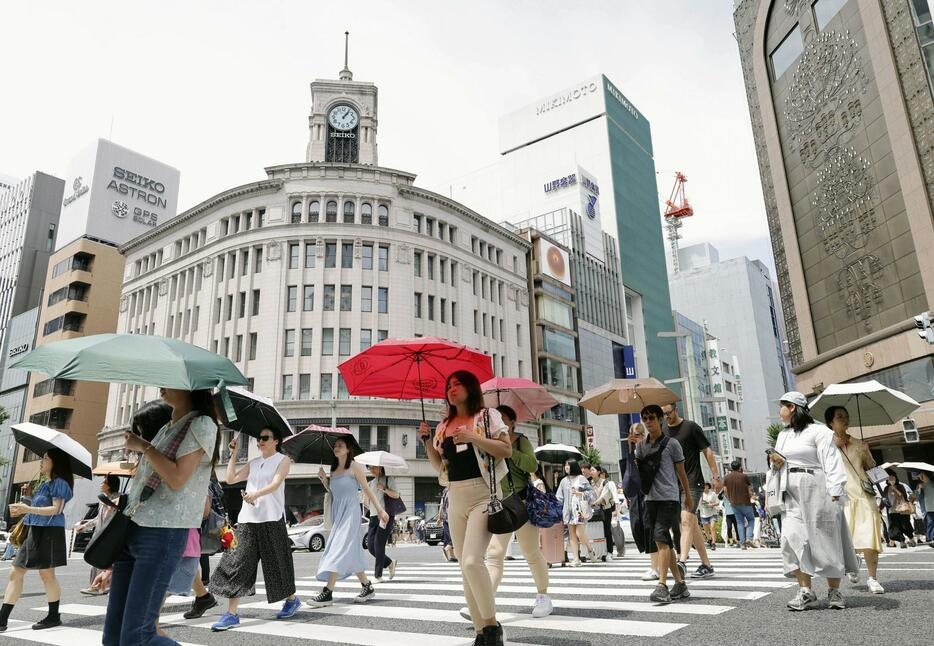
top-left (482, 377), bottom-right (559, 423)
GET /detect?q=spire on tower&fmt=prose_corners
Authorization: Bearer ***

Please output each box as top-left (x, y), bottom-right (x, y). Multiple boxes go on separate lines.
top-left (339, 31), bottom-right (353, 81)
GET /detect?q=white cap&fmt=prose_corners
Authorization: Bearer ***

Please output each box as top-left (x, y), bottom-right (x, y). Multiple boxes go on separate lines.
top-left (780, 391), bottom-right (808, 408)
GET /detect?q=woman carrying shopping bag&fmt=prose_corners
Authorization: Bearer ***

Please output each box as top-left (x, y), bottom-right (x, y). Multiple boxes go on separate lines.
top-left (556, 460), bottom-right (596, 566)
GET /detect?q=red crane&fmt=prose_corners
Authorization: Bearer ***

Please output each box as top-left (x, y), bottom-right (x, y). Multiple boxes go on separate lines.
top-left (663, 172), bottom-right (693, 273)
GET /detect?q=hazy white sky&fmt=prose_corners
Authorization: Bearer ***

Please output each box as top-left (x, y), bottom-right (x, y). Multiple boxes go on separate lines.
top-left (0, 0), bottom-right (775, 276)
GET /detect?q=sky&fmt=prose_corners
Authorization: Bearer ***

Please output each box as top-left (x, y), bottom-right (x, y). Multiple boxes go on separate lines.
top-left (0, 0), bottom-right (776, 277)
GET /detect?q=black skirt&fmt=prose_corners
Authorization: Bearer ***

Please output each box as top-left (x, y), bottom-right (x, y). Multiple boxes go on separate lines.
top-left (13, 525), bottom-right (67, 570)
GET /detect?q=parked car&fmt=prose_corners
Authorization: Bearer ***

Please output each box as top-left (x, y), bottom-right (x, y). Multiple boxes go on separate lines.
top-left (287, 516), bottom-right (369, 552)
top-left (424, 520), bottom-right (444, 546)
top-left (0, 531), bottom-right (9, 556)
top-left (70, 502), bottom-right (99, 553)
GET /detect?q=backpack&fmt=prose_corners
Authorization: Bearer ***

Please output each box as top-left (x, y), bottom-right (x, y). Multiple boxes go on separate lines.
top-left (636, 435), bottom-right (670, 496)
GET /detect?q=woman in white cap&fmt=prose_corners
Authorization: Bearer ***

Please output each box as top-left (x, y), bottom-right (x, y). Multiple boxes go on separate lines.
top-left (769, 392), bottom-right (851, 611)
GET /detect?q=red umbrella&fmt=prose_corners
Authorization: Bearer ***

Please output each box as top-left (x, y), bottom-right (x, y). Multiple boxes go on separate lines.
top-left (338, 336), bottom-right (494, 419)
top-left (281, 426), bottom-right (360, 464)
top-left (482, 377), bottom-right (559, 423)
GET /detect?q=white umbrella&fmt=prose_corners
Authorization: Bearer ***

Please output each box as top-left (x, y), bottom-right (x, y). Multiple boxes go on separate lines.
top-left (11, 422), bottom-right (92, 479)
top-left (808, 380), bottom-right (920, 439)
top-left (354, 450), bottom-right (409, 470)
top-left (534, 443), bottom-right (582, 464)
top-left (896, 461), bottom-right (934, 475)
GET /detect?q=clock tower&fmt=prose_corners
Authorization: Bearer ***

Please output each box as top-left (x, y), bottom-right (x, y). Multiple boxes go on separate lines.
top-left (306, 32), bottom-right (378, 165)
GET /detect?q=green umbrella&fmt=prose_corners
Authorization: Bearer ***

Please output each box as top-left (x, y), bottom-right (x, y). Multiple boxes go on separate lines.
top-left (11, 333), bottom-right (248, 419)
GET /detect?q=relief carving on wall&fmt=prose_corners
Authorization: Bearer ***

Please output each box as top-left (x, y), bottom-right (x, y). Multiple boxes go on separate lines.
top-left (266, 240), bottom-right (282, 261)
top-left (784, 31), bottom-right (868, 168)
top-left (812, 147), bottom-right (879, 259)
top-left (837, 255), bottom-right (884, 329)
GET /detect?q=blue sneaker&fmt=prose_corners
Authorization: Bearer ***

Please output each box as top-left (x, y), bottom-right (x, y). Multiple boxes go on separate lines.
top-left (276, 596), bottom-right (302, 619)
top-left (211, 612), bottom-right (240, 631)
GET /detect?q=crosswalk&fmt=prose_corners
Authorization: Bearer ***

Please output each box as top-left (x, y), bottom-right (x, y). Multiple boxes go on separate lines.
top-left (0, 547), bottom-right (794, 645)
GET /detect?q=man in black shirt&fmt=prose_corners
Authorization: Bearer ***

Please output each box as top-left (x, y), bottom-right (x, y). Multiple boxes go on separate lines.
top-left (663, 402), bottom-right (721, 579)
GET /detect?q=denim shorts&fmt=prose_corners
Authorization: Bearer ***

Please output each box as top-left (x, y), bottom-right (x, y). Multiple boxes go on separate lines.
top-left (700, 515), bottom-right (716, 525)
top-left (166, 556), bottom-right (199, 595)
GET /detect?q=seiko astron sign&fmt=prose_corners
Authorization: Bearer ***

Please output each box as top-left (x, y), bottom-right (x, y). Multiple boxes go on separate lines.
top-left (57, 139), bottom-right (180, 251)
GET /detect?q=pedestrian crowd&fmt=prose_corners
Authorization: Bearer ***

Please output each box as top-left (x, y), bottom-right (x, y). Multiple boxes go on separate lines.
top-left (3, 377), bottom-right (932, 645)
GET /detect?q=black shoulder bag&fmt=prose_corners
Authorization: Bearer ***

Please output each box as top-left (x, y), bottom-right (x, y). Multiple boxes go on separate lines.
top-left (483, 408), bottom-right (528, 534)
top-left (636, 435), bottom-right (670, 497)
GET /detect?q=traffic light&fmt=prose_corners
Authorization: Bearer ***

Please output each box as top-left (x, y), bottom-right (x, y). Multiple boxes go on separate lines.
top-left (903, 418), bottom-right (919, 444)
top-left (915, 312), bottom-right (934, 344)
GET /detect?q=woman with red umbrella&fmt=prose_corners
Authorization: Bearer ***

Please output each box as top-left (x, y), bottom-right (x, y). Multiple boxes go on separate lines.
top-left (418, 371), bottom-right (512, 646)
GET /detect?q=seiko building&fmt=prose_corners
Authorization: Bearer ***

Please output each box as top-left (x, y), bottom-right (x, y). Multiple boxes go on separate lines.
top-left (98, 59), bottom-right (533, 520)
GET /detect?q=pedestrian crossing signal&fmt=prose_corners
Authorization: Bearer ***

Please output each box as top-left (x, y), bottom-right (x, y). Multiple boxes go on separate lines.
top-left (914, 312), bottom-right (934, 344)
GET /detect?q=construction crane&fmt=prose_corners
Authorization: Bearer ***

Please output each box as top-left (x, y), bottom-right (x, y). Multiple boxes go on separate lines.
top-left (663, 172), bottom-right (694, 274)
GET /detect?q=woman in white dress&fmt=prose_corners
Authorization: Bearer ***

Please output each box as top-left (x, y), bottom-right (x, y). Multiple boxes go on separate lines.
top-left (769, 392), bottom-right (852, 611)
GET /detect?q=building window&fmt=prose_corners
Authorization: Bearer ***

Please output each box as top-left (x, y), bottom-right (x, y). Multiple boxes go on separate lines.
top-left (343, 200), bottom-right (355, 223)
top-left (288, 243), bottom-right (299, 269)
top-left (339, 328), bottom-right (351, 355)
top-left (361, 286), bottom-right (372, 312)
top-left (440, 297), bottom-right (446, 323)
top-left (326, 200), bottom-right (338, 223)
top-left (414, 292), bottom-right (422, 318)
top-left (340, 285), bottom-right (353, 311)
top-left (427, 255), bottom-right (435, 280)
top-left (378, 287), bottom-right (388, 313)
top-left (426, 218), bottom-right (434, 237)
top-left (301, 329), bottom-right (313, 356)
top-left (309, 201), bottom-right (320, 223)
top-left (304, 242), bottom-right (316, 268)
top-left (284, 329), bottom-right (295, 357)
top-left (225, 295), bottom-right (233, 321)
top-left (770, 25), bottom-right (803, 79)
top-left (291, 202), bottom-right (302, 224)
top-left (282, 375), bottom-right (293, 400)
top-left (360, 328), bottom-right (372, 350)
top-left (378, 329), bottom-right (388, 342)
top-left (362, 244), bottom-right (373, 270)
top-left (341, 242), bottom-right (354, 268)
top-left (303, 285), bottom-right (314, 311)
top-left (378, 205), bottom-right (389, 226)
top-left (254, 246), bottom-right (263, 272)
top-left (299, 374), bottom-right (311, 400)
top-left (286, 286), bottom-right (297, 312)
top-left (235, 335), bottom-right (243, 362)
top-left (323, 284), bottom-right (335, 311)
top-left (325, 242), bottom-right (337, 268)
top-left (440, 258), bottom-right (446, 283)
top-left (813, 0), bottom-right (847, 31)
top-left (428, 295), bottom-right (435, 321)
top-left (249, 332), bottom-right (258, 360)
top-left (414, 214), bottom-right (422, 233)
top-left (361, 202), bottom-right (372, 225)
top-left (538, 358), bottom-right (579, 391)
top-left (359, 425), bottom-right (372, 448)
top-left (252, 289), bottom-right (261, 316)
top-left (414, 251), bottom-right (422, 277)
top-left (238, 291), bottom-right (246, 318)
top-left (322, 328), bottom-right (334, 355)
top-left (378, 245), bottom-right (389, 271)
top-left (451, 301), bottom-right (457, 327)
top-left (319, 373), bottom-right (333, 399)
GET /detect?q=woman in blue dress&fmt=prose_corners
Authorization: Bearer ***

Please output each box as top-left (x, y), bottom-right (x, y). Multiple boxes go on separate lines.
top-left (307, 437), bottom-right (388, 606)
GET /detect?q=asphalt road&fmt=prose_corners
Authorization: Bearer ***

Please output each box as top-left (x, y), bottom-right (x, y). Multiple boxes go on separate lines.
top-left (0, 540), bottom-right (931, 645)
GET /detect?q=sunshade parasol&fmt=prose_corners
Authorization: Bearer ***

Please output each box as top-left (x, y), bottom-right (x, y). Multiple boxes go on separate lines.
top-left (11, 422), bottom-right (93, 479)
top-left (338, 336), bottom-right (494, 418)
top-left (534, 443), bottom-right (582, 464)
top-left (354, 451), bottom-right (409, 470)
top-left (214, 386), bottom-right (294, 439)
top-left (578, 378), bottom-right (680, 415)
top-left (281, 426), bottom-right (361, 464)
top-left (808, 380), bottom-right (920, 440)
top-left (481, 377), bottom-right (559, 423)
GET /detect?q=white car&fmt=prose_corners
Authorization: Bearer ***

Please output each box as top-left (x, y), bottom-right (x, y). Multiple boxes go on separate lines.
top-left (287, 516), bottom-right (370, 552)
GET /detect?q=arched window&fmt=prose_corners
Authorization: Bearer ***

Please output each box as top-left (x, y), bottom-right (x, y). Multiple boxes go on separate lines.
top-left (308, 200), bottom-right (320, 223)
top-left (361, 202), bottom-right (373, 225)
top-left (290, 201), bottom-right (302, 224)
top-left (378, 204), bottom-right (389, 227)
top-left (326, 200), bottom-right (338, 223)
top-left (343, 200), bottom-right (355, 224)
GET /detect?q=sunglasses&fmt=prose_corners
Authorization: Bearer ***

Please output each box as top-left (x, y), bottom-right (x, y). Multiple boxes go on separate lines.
top-left (258, 435), bottom-right (275, 442)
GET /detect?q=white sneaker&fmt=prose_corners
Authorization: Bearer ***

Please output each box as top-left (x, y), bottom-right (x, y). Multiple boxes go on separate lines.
top-left (570, 559), bottom-right (582, 568)
top-left (531, 593), bottom-right (553, 618)
top-left (459, 606), bottom-right (471, 620)
top-left (847, 571), bottom-right (859, 584)
top-left (867, 577), bottom-right (885, 594)
top-left (641, 569), bottom-right (659, 581)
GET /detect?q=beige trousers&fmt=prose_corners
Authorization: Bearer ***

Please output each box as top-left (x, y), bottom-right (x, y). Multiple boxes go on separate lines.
top-left (485, 521), bottom-right (549, 593)
top-left (448, 478), bottom-right (497, 631)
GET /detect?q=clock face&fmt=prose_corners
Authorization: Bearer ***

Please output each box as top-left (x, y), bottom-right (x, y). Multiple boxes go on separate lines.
top-left (328, 105), bottom-right (359, 131)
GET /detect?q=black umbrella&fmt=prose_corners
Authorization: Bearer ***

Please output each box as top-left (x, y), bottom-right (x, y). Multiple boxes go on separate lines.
top-left (280, 426), bottom-right (361, 464)
top-left (213, 386), bottom-right (293, 440)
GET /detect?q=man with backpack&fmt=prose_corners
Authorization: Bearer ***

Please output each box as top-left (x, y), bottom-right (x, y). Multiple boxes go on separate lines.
top-left (631, 404), bottom-right (693, 603)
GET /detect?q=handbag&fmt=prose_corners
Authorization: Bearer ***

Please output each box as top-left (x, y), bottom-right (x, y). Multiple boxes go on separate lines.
top-left (482, 408), bottom-right (528, 535)
top-left (840, 448), bottom-right (876, 497)
top-left (9, 520), bottom-right (26, 548)
top-left (200, 509), bottom-right (226, 556)
top-left (524, 483), bottom-right (562, 528)
top-left (384, 494), bottom-right (407, 517)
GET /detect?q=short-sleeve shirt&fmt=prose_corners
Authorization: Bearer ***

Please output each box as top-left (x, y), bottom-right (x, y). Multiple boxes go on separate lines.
top-left (667, 419), bottom-right (709, 488)
top-left (125, 412), bottom-right (217, 529)
top-left (635, 435), bottom-right (684, 502)
top-left (24, 477), bottom-right (73, 527)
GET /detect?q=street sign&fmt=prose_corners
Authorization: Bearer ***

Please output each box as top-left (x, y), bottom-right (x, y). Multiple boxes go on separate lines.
top-left (585, 425), bottom-right (595, 448)
top-left (716, 416), bottom-right (729, 433)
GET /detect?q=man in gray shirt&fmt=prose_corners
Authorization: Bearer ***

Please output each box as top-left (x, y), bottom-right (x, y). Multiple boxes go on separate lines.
top-left (631, 404), bottom-right (693, 603)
